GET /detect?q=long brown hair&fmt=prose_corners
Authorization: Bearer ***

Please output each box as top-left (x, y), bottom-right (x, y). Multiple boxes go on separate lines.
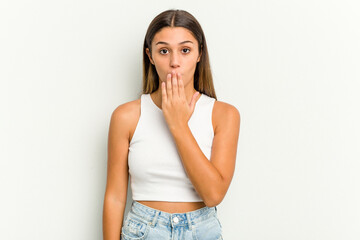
top-left (142, 9), bottom-right (217, 100)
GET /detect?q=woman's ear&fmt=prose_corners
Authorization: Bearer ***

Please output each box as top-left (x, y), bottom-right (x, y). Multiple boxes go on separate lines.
top-left (146, 48), bottom-right (155, 65)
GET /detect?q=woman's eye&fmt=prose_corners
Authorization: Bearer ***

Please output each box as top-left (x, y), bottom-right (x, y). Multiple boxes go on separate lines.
top-left (160, 49), bottom-right (168, 54)
top-left (182, 48), bottom-right (190, 53)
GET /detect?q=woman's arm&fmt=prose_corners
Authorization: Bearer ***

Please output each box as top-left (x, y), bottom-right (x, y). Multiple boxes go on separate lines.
top-left (171, 101), bottom-right (240, 207)
top-left (103, 100), bottom-right (139, 240)
top-left (161, 73), bottom-right (241, 207)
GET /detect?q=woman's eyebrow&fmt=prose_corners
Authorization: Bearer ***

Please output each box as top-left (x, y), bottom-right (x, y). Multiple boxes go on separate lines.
top-left (155, 40), bottom-right (194, 45)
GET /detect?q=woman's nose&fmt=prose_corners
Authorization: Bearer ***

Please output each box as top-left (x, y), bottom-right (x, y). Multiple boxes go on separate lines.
top-left (170, 52), bottom-right (180, 68)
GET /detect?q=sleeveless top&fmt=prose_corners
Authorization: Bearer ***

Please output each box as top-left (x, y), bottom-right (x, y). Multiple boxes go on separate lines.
top-left (128, 93), bottom-right (216, 202)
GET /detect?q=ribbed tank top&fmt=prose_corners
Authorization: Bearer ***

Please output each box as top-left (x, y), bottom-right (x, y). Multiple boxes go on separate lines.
top-left (128, 93), bottom-right (216, 202)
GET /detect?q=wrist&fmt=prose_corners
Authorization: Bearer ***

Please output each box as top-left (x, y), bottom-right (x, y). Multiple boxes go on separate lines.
top-left (169, 123), bottom-right (189, 137)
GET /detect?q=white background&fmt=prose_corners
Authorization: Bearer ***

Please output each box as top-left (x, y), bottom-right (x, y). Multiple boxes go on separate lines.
top-left (1, 0), bottom-right (359, 239)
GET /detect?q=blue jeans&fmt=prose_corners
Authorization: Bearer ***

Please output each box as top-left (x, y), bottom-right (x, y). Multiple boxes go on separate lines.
top-left (121, 201), bottom-right (223, 240)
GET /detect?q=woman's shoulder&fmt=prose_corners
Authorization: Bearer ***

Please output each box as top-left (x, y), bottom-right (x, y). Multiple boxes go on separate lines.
top-left (113, 96), bottom-right (140, 115)
top-left (212, 99), bottom-right (241, 130)
top-left (110, 96), bottom-right (141, 127)
top-left (213, 99), bottom-right (240, 117)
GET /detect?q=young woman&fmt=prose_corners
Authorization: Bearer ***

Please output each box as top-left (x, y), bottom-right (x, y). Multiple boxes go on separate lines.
top-left (103, 9), bottom-right (240, 240)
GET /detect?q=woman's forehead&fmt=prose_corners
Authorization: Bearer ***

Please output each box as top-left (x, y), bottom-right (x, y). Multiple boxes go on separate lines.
top-left (153, 27), bottom-right (198, 46)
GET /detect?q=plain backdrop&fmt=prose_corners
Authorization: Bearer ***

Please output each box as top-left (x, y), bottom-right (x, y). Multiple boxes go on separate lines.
top-left (1, 0), bottom-right (359, 239)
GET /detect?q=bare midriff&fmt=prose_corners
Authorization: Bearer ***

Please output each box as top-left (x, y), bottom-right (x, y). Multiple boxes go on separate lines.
top-left (137, 201), bottom-right (206, 213)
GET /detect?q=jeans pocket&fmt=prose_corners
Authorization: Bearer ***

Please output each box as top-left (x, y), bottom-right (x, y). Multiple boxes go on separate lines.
top-left (194, 215), bottom-right (222, 240)
top-left (121, 213), bottom-right (150, 240)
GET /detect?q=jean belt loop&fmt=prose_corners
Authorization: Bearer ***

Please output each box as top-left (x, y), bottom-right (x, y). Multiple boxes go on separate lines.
top-left (186, 212), bottom-right (192, 230)
top-left (150, 210), bottom-right (160, 227)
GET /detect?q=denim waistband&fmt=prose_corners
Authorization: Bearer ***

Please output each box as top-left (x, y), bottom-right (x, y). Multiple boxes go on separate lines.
top-left (129, 201), bottom-right (217, 230)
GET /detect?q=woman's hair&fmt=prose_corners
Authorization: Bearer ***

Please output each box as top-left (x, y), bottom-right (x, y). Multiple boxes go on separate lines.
top-left (142, 9), bottom-right (217, 100)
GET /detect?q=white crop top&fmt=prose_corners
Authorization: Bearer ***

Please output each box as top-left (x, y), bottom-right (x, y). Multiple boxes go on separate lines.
top-left (128, 93), bottom-right (216, 202)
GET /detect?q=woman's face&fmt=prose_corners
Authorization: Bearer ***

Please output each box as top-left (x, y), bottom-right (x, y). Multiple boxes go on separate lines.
top-left (146, 27), bottom-right (202, 88)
